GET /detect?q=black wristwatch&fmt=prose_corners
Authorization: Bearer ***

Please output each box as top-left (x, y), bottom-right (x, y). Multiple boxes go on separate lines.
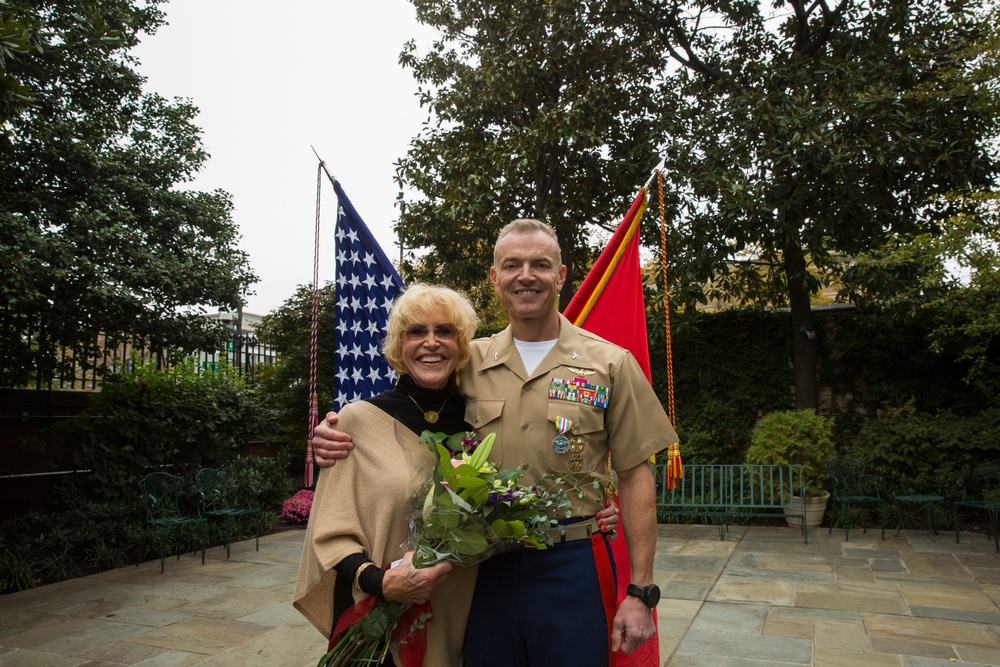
top-left (625, 584), bottom-right (660, 609)
top-left (626, 583), bottom-right (661, 608)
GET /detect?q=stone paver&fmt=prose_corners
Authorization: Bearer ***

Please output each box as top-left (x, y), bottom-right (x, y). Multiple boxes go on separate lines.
top-left (0, 526), bottom-right (997, 666)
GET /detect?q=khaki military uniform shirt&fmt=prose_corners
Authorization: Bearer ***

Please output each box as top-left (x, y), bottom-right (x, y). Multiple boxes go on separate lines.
top-left (459, 314), bottom-right (678, 517)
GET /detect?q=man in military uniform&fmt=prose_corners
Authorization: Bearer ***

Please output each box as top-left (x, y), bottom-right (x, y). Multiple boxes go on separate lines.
top-left (313, 219), bottom-right (678, 665)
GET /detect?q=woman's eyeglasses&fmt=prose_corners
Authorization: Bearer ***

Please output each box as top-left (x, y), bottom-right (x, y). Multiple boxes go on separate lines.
top-left (404, 324), bottom-right (458, 341)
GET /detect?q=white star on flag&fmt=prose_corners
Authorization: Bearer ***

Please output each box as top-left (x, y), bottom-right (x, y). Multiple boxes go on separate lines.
top-left (331, 180), bottom-right (405, 411)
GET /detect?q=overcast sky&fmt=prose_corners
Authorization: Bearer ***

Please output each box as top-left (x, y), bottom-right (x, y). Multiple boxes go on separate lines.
top-left (132, 0), bottom-right (438, 315)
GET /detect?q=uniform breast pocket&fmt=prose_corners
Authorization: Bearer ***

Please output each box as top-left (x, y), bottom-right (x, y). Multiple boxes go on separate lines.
top-left (464, 399), bottom-right (505, 467)
top-left (544, 401), bottom-right (606, 475)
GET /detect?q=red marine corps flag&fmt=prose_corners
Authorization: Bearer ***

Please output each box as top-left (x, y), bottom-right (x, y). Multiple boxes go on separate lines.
top-left (563, 190), bottom-right (652, 381)
top-left (562, 187), bottom-right (676, 667)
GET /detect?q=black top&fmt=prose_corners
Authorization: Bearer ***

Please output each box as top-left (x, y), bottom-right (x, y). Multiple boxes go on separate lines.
top-left (330, 374), bottom-right (471, 642)
top-left (367, 373), bottom-right (468, 436)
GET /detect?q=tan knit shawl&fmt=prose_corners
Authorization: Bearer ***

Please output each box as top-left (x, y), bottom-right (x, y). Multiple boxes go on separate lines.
top-left (293, 401), bottom-right (476, 666)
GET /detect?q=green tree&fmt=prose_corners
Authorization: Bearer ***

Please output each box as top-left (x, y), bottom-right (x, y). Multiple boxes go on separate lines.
top-left (0, 1), bottom-right (40, 118)
top-left (618, 0), bottom-right (999, 408)
top-left (254, 284), bottom-right (339, 449)
top-left (842, 190), bottom-right (1000, 387)
top-left (0, 0), bottom-right (257, 388)
top-left (395, 0), bottom-right (665, 311)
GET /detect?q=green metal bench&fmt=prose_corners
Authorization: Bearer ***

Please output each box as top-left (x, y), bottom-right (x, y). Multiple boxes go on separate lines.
top-left (654, 463), bottom-right (808, 543)
top-left (196, 468), bottom-right (263, 559)
top-left (952, 459), bottom-right (1000, 552)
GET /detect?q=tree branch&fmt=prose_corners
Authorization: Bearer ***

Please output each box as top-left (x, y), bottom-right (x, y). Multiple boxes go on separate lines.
top-left (790, 0), bottom-right (851, 57)
top-left (603, 1), bottom-right (722, 80)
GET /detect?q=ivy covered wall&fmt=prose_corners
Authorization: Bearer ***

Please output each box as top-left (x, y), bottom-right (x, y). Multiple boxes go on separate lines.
top-left (647, 305), bottom-right (1000, 488)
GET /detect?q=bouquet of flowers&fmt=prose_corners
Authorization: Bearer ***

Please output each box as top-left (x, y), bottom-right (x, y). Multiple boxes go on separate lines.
top-left (317, 430), bottom-right (572, 666)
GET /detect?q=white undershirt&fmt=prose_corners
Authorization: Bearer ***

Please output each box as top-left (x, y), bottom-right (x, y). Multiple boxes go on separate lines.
top-left (513, 338), bottom-right (557, 375)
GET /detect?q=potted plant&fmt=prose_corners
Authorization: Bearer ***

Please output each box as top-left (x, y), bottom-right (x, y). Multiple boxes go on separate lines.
top-left (745, 409), bottom-right (836, 528)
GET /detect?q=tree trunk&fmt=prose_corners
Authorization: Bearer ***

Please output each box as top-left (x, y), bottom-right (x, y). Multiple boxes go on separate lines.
top-left (784, 243), bottom-right (819, 410)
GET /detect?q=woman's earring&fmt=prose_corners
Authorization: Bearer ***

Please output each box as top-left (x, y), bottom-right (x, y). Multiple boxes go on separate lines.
top-left (455, 372), bottom-right (461, 387)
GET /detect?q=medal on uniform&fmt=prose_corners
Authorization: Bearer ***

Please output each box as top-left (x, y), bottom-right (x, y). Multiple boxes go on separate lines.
top-left (569, 454), bottom-right (584, 471)
top-left (552, 416), bottom-right (573, 454)
top-left (569, 437), bottom-right (585, 453)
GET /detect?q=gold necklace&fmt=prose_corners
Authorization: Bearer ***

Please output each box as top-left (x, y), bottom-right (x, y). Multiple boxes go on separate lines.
top-left (407, 394), bottom-right (447, 424)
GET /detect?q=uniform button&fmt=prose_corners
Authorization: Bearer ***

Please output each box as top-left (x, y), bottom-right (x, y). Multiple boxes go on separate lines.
top-left (523, 385), bottom-right (531, 392)
top-left (522, 463), bottom-right (530, 471)
top-left (521, 424), bottom-right (529, 430)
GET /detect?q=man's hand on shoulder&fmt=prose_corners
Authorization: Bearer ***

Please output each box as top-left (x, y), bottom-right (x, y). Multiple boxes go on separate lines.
top-left (311, 411), bottom-right (353, 467)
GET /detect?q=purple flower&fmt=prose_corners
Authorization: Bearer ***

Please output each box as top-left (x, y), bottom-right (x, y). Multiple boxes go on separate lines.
top-left (462, 432), bottom-right (481, 451)
top-left (487, 492), bottom-right (499, 505)
top-left (448, 432), bottom-right (483, 458)
top-left (281, 489), bottom-right (315, 524)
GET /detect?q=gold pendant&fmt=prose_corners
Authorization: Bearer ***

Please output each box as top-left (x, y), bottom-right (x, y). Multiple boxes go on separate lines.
top-left (424, 410), bottom-right (439, 424)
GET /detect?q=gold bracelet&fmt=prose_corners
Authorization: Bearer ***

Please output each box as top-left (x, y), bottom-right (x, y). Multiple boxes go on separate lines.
top-left (353, 562), bottom-right (376, 591)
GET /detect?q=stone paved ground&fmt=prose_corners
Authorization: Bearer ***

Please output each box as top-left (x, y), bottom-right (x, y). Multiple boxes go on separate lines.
top-left (659, 524), bottom-right (1000, 666)
top-left (0, 524), bottom-right (997, 666)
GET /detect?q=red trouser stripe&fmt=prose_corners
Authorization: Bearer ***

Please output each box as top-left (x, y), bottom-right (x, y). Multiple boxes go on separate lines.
top-left (591, 532), bottom-right (618, 667)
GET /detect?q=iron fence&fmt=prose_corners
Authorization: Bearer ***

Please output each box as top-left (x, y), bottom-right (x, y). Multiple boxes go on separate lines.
top-left (12, 332), bottom-right (276, 391)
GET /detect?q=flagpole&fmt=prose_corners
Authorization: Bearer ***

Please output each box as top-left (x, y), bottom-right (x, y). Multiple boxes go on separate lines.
top-left (304, 147), bottom-right (344, 488)
top-left (311, 145), bottom-right (338, 189)
top-left (304, 155), bottom-right (325, 488)
top-left (644, 157), bottom-right (666, 189)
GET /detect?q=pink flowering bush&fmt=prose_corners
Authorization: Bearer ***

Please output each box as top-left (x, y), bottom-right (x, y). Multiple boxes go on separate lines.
top-left (281, 489), bottom-right (315, 524)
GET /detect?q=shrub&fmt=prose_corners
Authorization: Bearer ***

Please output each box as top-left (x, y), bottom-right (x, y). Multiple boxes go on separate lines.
top-left (0, 453), bottom-right (295, 593)
top-left (50, 358), bottom-right (277, 503)
top-left (745, 410), bottom-right (836, 498)
top-left (852, 408), bottom-right (1000, 497)
top-left (282, 489), bottom-right (315, 524)
top-left (227, 447), bottom-right (296, 509)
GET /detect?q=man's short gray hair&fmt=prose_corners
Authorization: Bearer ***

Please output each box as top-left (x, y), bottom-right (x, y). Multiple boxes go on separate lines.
top-left (494, 219), bottom-right (562, 265)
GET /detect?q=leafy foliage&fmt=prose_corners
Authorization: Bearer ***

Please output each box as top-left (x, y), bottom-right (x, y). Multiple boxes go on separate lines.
top-left (395, 0), bottom-right (665, 310)
top-left (851, 408), bottom-right (1000, 498)
top-left (0, 453), bottom-right (293, 593)
top-left (49, 359), bottom-right (277, 503)
top-left (821, 306), bottom-right (999, 423)
top-left (0, 2), bottom-right (41, 116)
top-left (254, 284), bottom-right (339, 449)
top-left (226, 447), bottom-right (295, 510)
top-left (0, 0), bottom-right (257, 388)
top-left (649, 308), bottom-right (793, 464)
top-left (745, 410), bottom-right (836, 498)
top-left (652, 303), bottom-right (997, 473)
top-left (841, 191), bottom-right (1000, 386)
top-left (612, 0), bottom-right (1000, 409)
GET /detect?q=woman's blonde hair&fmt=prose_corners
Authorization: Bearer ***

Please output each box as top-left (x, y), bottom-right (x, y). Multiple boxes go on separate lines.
top-left (383, 284), bottom-right (479, 374)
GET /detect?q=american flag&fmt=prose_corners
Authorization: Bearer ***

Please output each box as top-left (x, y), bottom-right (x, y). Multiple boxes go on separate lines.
top-left (331, 180), bottom-right (404, 410)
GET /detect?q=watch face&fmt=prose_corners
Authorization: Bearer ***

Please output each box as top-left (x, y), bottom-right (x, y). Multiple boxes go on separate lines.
top-left (628, 583), bottom-right (661, 608)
